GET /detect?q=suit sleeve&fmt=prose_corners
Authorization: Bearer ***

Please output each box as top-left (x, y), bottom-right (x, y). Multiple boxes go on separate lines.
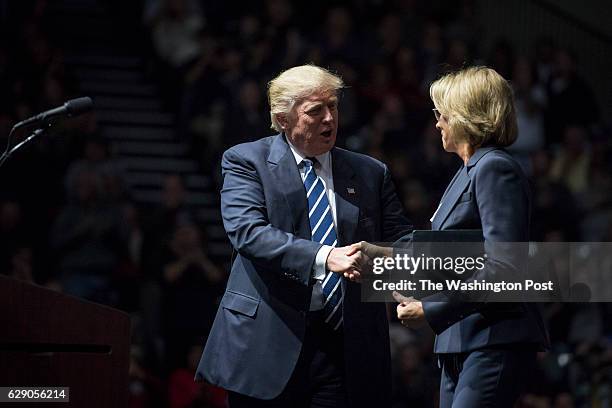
top-left (220, 147), bottom-right (322, 286)
top-left (423, 156), bottom-right (530, 334)
top-left (381, 164), bottom-right (414, 241)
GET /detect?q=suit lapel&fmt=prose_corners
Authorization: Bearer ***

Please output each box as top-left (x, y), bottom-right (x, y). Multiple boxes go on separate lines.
top-left (431, 165), bottom-right (470, 230)
top-left (438, 165), bottom-right (463, 206)
top-left (332, 149), bottom-right (359, 246)
top-left (431, 147), bottom-right (500, 230)
top-left (267, 134), bottom-right (311, 238)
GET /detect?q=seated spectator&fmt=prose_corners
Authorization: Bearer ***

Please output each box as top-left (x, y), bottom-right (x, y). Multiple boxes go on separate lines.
top-left (142, 174), bottom-right (197, 277)
top-left (128, 345), bottom-right (167, 408)
top-left (508, 56), bottom-right (546, 172)
top-left (392, 342), bottom-right (437, 408)
top-left (168, 343), bottom-right (227, 408)
top-left (549, 125), bottom-right (591, 196)
top-left (546, 48), bottom-right (600, 145)
top-left (64, 135), bottom-right (127, 204)
top-left (160, 223), bottom-right (225, 370)
top-left (146, 0), bottom-right (204, 71)
top-left (50, 169), bottom-right (127, 304)
top-left (530, 150), bottom-right (581, 241)
top-left (0, 200), bottom-right (28, 272)
top-left (6, 247), bottom-right (34, 283)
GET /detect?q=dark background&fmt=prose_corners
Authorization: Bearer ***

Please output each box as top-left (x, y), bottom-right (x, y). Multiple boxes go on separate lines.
top-left (0, 0), bottom-right (610, 407)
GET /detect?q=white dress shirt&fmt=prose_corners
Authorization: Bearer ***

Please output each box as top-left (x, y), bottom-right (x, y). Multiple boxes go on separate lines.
top-left (286, 139), bottom-right (336, 311)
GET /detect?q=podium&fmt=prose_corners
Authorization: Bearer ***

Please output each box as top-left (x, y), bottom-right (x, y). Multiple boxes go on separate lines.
top-left (0, 275), bottom-right (130, 407)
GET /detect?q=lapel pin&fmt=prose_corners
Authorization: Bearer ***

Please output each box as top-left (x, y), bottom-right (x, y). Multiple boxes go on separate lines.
top-left (347, 187), bottom-right (355, 194)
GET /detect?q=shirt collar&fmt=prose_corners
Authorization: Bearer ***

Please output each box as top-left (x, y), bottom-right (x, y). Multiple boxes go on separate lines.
top-left (285, 134), bottom-right (332, 171)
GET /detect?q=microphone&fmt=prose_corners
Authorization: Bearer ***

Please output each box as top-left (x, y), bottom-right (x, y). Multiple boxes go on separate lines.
top-left (14, 97), bottom-right (93, 129)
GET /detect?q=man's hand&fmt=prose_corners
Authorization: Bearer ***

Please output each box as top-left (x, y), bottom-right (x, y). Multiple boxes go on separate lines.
top-left (326, 246), bottom-right (370, 282)
top-left (340, 241), bottom-right (394, 282)
top-left (392, 291), bottom-right (427, 329)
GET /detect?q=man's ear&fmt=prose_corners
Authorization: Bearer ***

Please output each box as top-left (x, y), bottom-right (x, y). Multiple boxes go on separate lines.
top-left (276, 113), bottom-right (288, 130)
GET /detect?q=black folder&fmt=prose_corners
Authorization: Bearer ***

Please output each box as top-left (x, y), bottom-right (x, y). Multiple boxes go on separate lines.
top-left (390, 230), bottom-right (485, 299)
top-left (411, 229), bottom-right (483, 242)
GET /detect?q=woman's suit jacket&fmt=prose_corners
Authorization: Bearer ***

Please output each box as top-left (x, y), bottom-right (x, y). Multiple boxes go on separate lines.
top-left (422, 147), bottom-right (549, 353)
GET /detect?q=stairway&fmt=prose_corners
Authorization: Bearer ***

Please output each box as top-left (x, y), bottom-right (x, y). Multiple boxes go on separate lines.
top-left (44, 0), bottom-right (231, 261)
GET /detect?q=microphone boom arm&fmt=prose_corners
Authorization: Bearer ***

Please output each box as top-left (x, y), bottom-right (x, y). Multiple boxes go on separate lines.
top-left (0, 96), bottom-right (92, 169)
top-left (0, 124), bottom-right (50, 169)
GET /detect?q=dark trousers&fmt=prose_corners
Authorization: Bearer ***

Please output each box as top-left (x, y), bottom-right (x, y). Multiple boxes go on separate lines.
top-left (438, 348), bottom-right (537, 408)
top-left (229, 311), bottom-right (348, 408)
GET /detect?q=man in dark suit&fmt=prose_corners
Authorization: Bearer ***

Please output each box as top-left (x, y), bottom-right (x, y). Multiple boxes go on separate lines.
top-left (196, 65), bottom-right (412, 407)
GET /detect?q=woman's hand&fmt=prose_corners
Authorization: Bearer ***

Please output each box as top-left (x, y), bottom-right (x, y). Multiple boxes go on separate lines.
top-left (352, 241), bottom-right (394, 259)
top-left (392, 291), bottom-right (427, 328)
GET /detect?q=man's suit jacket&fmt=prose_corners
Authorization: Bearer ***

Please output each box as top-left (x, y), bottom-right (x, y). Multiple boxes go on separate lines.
top-left (422, 147), bottom-right (549, 353)
top-left (196, 134), bottom-right (412, 405)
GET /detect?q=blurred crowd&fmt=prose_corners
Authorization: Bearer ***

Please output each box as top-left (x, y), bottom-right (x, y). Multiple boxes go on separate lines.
top-left (1, 0), bottom-right (611, 407)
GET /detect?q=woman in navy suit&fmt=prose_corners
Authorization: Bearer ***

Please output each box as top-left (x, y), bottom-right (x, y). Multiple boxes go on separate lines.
top-left (394, 66), bottom-right (548, 407)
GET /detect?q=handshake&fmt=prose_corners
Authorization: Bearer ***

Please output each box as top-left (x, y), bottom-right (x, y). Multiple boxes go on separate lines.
top-left (325, 241), bottom-right (426, 328)
top-left (325, 241), bottom-right (393, 283)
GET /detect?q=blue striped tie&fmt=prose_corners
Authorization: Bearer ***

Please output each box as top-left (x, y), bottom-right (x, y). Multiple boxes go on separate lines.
top-left (302, 159), bottom-right (343, 330)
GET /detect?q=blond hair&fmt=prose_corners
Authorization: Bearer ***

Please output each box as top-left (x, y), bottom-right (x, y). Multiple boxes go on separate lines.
top-left (267, 65), bottom-right (344, 131)
top-left (429, 66), bottom-right (517, 147)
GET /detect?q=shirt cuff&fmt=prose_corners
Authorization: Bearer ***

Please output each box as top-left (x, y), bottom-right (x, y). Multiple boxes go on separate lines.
top-left (313, 245), bottom-right (333, 280)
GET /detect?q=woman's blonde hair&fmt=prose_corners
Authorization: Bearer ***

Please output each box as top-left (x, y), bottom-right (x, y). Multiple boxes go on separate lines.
top-left (267, 64), bottom-right (344, 132)
top-left (429, 66), bottom-right (517, 147)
